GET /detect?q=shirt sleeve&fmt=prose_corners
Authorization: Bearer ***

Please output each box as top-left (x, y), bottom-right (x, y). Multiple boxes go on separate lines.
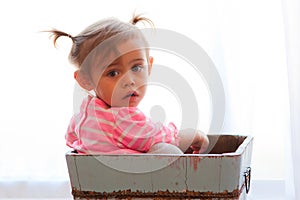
top-left (65, 96), bottom-right (90, 152)
top-left (65, 115), bottom-right (80, 149)
top-left (111, 107), bottom-right (179, 152)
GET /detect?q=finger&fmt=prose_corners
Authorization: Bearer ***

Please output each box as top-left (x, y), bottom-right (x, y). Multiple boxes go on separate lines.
top-left (199, 144), bottom-right (208, 153)
top-left (190, 145), bottom-right (200, 151)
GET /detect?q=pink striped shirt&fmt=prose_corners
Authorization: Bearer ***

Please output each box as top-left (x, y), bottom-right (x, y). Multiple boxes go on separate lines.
top-left (66, 95), bottom-right (179, 154)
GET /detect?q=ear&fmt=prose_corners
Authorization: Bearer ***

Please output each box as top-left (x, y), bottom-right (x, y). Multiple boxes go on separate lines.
top-left (74, 70), bottom-right (94, 91)
top-left (148, 56), bottom-right (153, 75)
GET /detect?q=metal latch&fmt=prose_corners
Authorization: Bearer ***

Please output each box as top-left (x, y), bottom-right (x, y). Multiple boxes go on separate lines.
top-left (244, 167), bottom-right (251, 194)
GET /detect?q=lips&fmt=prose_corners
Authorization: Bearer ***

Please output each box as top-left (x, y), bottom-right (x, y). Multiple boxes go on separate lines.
top-left (123, 91), bottom-right (139, 99)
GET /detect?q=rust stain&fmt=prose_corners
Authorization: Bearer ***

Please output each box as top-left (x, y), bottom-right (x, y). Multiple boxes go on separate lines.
top-left (194, 157), bottom-right (201, 171)
top-left (72, 187), bottom-right (243, 199)
top-left (165, 156), bottom-right (185, 171)
top-left (189, 156), bottom-right (202, 171)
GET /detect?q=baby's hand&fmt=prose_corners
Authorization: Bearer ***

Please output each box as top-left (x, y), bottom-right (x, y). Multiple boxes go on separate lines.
top-left (178, 129), bottom-right (209, 154)
top-left (190, 131), bottom-right (209, 154)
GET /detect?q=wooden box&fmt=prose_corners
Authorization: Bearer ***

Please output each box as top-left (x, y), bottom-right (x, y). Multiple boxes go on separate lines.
top-left (66, 134), bottom-right (253, 199)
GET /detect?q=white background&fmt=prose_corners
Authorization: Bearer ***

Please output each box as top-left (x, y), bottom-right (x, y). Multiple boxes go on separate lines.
top-left (0, 0), bottom-right (290, 197)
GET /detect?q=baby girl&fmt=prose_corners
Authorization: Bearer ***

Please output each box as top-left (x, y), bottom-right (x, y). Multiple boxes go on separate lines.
top-left (48, 14), bottom-right (209, 154)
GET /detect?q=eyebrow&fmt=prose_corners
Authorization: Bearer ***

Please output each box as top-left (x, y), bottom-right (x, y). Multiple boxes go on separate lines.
top-left (106, 58), bottom-right (146, 69)
top-left (129, 58), bottom-right (146, 64)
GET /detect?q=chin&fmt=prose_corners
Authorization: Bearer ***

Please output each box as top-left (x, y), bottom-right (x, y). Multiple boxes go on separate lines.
top-left (128, 103), bottom-right (139, 107)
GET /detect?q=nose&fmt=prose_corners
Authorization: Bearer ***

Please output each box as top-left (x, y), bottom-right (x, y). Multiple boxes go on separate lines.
top-left (121, 72), bottom-right (135, 88)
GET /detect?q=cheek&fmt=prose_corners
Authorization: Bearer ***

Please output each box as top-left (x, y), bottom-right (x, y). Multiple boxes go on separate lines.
top-left (96, 79), bottom-right (119, 98)
top-left (137, 71), bottom-right (149, 83)
top-left (96, 79), bottom-right (110, 96)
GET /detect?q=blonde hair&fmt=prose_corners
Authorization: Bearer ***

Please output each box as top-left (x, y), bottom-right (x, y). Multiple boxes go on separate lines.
top-left (48, 14), bottom-right (153, 72)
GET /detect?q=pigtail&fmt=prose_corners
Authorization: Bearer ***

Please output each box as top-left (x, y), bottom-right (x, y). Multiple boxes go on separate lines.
top-left (45, 14), bottom-right (153, 68)
top-left (47, 29), bottom-right (74, 47)
top-left (130, 13), bottom-right (154, 28)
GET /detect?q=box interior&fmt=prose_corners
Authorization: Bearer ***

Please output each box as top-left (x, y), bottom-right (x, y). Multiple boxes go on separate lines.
top-left (206, 135), bottom-right (246, 154)
top-left (185, 135), bottom-right (246, 154)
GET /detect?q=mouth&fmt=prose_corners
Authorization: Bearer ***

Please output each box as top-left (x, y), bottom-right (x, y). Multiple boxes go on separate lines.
top-left (123, 91), bottom-right (139, 99)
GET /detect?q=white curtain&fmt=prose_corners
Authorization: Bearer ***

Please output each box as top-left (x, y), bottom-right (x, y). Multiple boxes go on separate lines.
top-left (0, 0), bottom-right (298, 198)
top-left (282, 0), bottom-right (300, 199)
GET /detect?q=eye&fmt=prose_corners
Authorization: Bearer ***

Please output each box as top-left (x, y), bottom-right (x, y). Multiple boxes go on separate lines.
top-left (107, 70), bottom-right (119, 77)
top-left (132, 65), bottom-right (144, 72)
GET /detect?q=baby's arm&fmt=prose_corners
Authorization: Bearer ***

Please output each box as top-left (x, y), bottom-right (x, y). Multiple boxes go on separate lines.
top-left (177, 129), bottom-right (209, 154)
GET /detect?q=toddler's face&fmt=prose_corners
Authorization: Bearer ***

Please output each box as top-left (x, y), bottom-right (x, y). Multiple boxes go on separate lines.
top-left (91, 39), bottom-right (152, 107)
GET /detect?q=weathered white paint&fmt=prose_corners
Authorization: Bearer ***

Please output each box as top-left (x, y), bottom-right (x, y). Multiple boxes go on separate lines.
top-left (66, 135), bottom-right (253, 199)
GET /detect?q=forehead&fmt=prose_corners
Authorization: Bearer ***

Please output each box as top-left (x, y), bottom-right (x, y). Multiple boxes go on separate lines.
top-left (97, 38), bottom-right (148, 68)
top-left (87, 38), bottom-right (148, 75)
top-left (116, 38), bottom-right (147, 56)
